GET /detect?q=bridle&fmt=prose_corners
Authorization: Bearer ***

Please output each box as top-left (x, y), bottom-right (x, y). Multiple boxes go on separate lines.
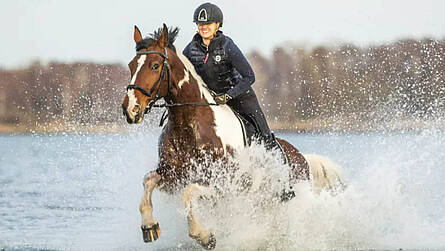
top-left (126, 48), bottom-right (171, 110)
top-left (125, 47), bottom-right (218, 113)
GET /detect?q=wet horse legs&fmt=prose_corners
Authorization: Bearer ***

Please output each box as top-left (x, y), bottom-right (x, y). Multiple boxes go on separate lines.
top-left (182, 184), bottom-right (217, 250)
top-left (139, 171), bottom-right (161, 242)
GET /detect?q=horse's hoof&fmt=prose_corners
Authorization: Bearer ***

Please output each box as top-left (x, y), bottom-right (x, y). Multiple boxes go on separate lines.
top-left (280, 188), bottom-right (295, 202)
top-left (141, 223), bottom-right (161, 243)
top-left (201, 233), bottom-right (216, 250)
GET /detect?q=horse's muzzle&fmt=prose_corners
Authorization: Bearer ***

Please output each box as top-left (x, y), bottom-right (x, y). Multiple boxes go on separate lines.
top-left (122, 104), bottom-right (144, 124)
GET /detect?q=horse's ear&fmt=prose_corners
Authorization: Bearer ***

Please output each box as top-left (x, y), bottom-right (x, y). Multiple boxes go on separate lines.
top-left (134, 25), bottom-right (143, 43)
top-left (158, 23), bottom-right (169, 48)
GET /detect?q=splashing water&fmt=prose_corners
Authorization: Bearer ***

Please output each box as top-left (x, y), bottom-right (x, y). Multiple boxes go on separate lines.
top-left (1, 130), bottom-right (445, 250)
top-left (186, 132), bottom-right (445, 250)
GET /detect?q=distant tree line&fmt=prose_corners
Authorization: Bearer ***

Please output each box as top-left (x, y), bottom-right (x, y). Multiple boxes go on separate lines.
top-left (0, 38), bottom-right (444, 130)
top-left (0, 61), bottom-right (127, 126)
top-left (249, 38), bottom-right (445, 125)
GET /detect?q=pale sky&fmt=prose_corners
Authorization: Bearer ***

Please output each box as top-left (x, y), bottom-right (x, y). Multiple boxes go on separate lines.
top-left (1, 0), bottom-right (444, 69)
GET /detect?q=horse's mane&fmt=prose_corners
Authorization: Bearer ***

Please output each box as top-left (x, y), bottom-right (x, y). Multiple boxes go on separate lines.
top-left (136, 26), bottom-right (180, 52)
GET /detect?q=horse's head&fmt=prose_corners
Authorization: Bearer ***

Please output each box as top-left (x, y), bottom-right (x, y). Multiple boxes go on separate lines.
top-left (122, 24), bottom-right (173, 124)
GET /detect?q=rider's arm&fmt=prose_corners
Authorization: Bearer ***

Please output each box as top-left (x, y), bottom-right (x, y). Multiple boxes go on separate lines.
top-left (225, 38), bottom-right (256, 99)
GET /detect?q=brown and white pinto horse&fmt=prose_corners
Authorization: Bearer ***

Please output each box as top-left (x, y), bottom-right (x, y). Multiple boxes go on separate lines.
top-left (122, 24), bottom-right (344, 249)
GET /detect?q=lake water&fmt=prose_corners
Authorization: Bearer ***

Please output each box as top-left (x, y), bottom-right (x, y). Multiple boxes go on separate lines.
top-left (1, 129), bottom-right (445, 250)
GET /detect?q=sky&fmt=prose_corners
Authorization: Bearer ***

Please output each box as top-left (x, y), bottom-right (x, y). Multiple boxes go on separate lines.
top-left (1, 0), bottom-right (444, 69)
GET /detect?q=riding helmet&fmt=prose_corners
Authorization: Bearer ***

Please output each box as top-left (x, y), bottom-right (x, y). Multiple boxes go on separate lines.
top-left (193, 3), bottom-right (223, 27)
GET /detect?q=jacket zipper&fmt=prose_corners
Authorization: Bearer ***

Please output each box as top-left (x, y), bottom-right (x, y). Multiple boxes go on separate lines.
top-left (203, 43), bottom-right (209, 64)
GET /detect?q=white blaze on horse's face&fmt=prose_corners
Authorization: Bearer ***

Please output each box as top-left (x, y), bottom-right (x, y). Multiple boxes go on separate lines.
top-left (127, 55), bottom-right (147, 121)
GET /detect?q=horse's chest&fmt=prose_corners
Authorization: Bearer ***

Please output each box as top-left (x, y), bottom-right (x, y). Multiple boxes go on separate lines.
top-left (172, 123), bottom-right (224, 151)
top-left (169, 109), bottom-right (243, 153)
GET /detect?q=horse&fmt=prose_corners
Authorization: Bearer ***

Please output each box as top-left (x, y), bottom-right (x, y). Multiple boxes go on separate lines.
top-left (121, 24), bottom-right (344, 249)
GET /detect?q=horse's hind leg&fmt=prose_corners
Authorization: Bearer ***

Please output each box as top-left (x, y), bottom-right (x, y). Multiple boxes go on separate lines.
top-left (140, 171), bottom-right (162, 243)
top-left (182, 184), bottom-right (216, 250)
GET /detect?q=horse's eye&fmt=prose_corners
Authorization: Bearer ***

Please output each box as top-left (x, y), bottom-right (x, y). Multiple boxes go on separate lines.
top-left (152, 64), bottom-right (160, 71)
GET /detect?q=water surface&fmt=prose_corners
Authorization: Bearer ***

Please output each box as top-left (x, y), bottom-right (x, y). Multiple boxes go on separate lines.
top-left (1, 130), bottom-right (444, 250)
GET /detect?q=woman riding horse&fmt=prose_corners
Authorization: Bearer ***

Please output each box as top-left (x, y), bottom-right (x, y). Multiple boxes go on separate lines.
top-left (122, 20), bottom-right (344, 251)
top-left (183, 3), bottom-right (279, 150)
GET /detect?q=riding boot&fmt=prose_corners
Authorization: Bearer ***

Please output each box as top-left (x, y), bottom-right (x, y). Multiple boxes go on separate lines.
top-left (263, 133), bottom-right (280, 151)
top-left (226, 89), bottom-right (285, 162)
top-left (261, 133), bottom-right (288, 164)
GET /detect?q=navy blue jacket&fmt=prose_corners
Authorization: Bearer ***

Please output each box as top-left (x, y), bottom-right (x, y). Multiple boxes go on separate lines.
top-left (182, 31), bottom-right (255, 99)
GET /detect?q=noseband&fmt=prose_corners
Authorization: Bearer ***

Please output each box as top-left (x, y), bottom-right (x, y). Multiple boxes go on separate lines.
top-left (126, 48), bottom-right (171, 108)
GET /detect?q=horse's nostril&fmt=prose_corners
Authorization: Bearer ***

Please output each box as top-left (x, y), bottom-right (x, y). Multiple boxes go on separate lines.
top-left (133, 105), bottom-right (141, 113)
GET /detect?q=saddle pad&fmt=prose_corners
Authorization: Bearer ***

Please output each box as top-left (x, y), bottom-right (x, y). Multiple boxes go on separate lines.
top-left (230, 109), bottom-right (254, 147)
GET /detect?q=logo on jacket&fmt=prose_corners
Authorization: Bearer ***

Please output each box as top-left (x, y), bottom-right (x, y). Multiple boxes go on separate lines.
top-left (198, 9), bottom-right (208, 21)
top-left (215, 55), bottom-right (221, 62)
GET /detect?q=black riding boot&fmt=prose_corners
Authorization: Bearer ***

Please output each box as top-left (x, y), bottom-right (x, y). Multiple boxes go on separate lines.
top-left (227, 89), bottom-right (282, 153)
top-left (262, 132), bottom-right (280, 151)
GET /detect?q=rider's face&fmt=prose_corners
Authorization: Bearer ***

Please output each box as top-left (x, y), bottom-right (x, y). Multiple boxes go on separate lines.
top-left (197, 22), bottom-right (219, 40)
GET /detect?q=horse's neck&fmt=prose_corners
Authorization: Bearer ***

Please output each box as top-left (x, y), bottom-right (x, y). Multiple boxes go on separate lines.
top-left (174, 50), bottom-right (216, 103)
top-left (169, 74), bottom-right (211, 104)
top-left (166, 49), bottom-right (245, 150)
top-left (166, 50), bottom-right (217, 124)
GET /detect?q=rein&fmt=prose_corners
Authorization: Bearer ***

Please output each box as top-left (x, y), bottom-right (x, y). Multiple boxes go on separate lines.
top-left (126, 48), bottom-right (219, 111)
top-left (152, 102), bottom-right (219, 108)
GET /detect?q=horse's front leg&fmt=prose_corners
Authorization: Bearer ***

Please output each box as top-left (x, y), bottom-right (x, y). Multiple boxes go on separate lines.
top-left (182, 184), bottom-right (217, 250)
top-left (140, 171), bottom-right (162, 243)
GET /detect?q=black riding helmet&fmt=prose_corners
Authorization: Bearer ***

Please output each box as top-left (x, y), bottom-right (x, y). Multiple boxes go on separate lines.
top-left (193, 2), bottom-right (223, 27)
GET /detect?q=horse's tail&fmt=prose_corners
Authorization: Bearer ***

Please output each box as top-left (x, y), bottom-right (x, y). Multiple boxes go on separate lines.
top-left (303, 154), bottom-right (346, 194)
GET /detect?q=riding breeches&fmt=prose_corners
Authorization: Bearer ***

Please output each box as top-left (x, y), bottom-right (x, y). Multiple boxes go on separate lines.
top-left (226, 87), bottom-right (272, 139)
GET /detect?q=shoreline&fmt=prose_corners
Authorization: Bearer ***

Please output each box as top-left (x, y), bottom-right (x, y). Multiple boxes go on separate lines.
top-left (1, 118), bottom-right (444, 135)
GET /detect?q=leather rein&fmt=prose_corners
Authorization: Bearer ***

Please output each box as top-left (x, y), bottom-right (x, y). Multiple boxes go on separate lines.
top-left (126, 48), bottom-right (218, 114)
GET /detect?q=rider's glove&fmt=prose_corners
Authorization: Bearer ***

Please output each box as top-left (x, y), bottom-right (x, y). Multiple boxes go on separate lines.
top-left (214, 93), bottom-right (232, 105)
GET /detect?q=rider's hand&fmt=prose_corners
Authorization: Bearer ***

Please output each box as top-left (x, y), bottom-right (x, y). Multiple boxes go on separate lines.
top-left (214, 93), bottom-right (232, 105)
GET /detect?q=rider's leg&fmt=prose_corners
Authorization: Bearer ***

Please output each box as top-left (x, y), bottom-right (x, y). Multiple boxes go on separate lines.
top-left (140, 171), bottom-right (162, 242)
top-left (227, 88), bottom-right (279, 150)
